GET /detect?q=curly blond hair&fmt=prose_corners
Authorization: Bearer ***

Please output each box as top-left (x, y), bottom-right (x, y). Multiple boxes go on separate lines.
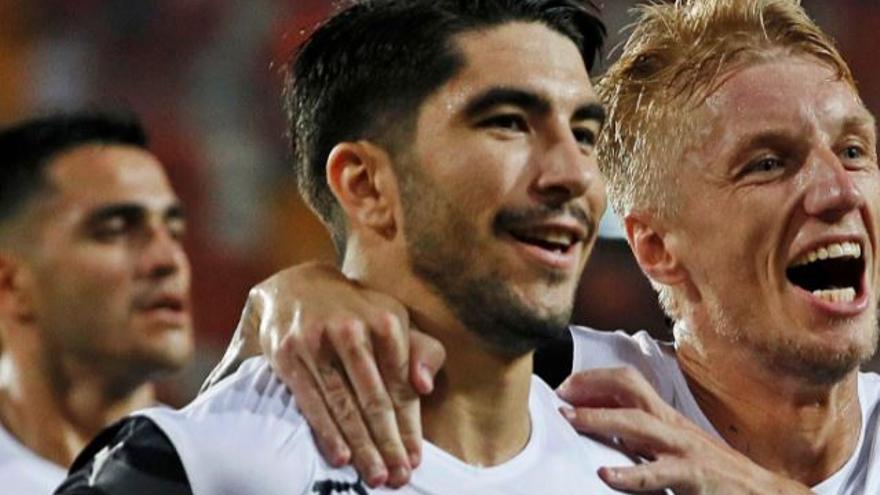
top-left (597, 0), bottom-right (854, 318)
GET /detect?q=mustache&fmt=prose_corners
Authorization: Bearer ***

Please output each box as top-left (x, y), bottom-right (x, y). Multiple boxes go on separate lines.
top-left (492, 203), bottom-right (594, 237)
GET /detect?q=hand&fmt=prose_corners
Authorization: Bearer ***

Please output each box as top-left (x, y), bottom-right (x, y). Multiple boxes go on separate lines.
top-left (244, 262), bottom-right (445, 488)
top-left (556, 368), bottom-right (815, 494)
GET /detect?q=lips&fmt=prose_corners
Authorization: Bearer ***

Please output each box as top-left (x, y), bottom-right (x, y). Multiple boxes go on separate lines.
top-left (134, 291), bottom-right (190, 326)
top-left (785, 238), bottom-right (869, 313)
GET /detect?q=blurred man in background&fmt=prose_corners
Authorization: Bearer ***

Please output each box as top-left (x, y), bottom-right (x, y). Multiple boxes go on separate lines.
top-left (0, 112), bottom-right (194, 492)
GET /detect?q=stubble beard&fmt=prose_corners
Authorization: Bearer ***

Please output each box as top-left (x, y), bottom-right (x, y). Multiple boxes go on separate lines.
top-left (711, 304), bottom-right (879, 386)
top-left (399, 170), bottom-right (572, 357)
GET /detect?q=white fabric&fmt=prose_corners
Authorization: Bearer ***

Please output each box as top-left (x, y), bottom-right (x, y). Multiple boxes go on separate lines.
top-left (0, 422), bottom-right (67, 494)
top-left (140, 356), bottom-right (633, 495)
top-left (570, 326), bottom-right (880, 495)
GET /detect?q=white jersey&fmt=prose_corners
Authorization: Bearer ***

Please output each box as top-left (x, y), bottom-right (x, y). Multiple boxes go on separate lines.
top-left (0, 422), bottom-right (67, 494)
top-left (570, 326), bottom-right (880, 495)
top-left (139, 357), bottom-right (632, 495)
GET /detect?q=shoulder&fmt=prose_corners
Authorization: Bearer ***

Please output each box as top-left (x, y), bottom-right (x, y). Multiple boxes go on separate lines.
top-left (569, 326), bottom-right (671, 374)
top-left (528, 376), bottom-right (635, 469)
top-left (0, 421), bottom-right (67, 493)
top-left (140, 357), bottom-right (322, 495)
top-left (55, 416), bottom-right (190, 494)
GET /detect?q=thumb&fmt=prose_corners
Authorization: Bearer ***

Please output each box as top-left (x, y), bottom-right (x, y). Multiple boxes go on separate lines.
top-left (408, 328), bottom-right (446, 395)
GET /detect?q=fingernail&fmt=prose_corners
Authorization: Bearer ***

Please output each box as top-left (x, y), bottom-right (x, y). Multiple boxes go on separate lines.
top-left (390, 465), bottom-right (410, 483)
top-left (418, 364), bottom-right (434, 394)
top-left (409, 450), bottom-right (421, 468)
top-left (331, 446), bottom-right (351, 467)
top-left (366, 465), bottom-right (388, 486)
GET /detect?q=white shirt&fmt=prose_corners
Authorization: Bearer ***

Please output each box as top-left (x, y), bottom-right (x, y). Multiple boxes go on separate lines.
top-left (139, 357), bottom-right (632, 495)
top-left (0, 422), bottom-right (67, 494)
top-left (570, 326), bottom-right (880, 495)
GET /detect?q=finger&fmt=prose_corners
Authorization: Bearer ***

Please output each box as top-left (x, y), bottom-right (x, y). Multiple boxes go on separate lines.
top-left (408, 329), bottom-right (446, 396)
top-left (557, 367), bottom-right (676, 419)
top-left (371, 312), bottom-right (422, 471)
top-left (561, 407), bottom-right (683, 457)
top-left (277, 353), bottom-right (351, 467)
top-left (598, 459), bottom-right (690, 493)
top-left (326, 319), bottom-right (411, 487)
top-left (316, 360), bottom-right (390, 488)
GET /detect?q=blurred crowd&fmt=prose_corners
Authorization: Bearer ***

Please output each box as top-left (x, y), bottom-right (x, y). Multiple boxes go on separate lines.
top-left (1, 0), bottom-right (878, 402)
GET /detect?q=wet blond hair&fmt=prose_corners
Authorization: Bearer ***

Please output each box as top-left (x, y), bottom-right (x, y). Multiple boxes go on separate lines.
top-left (597, 0), bottom-right (854, 318)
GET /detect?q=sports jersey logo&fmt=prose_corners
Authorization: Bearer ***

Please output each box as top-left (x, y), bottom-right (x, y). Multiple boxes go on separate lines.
top-left (311, 476), bottom-right (368, 494)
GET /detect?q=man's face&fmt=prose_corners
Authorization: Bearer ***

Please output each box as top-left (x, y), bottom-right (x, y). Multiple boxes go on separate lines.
top-left (671, 56), bottom-right (879, 382)
top-left (399, 22), bottom-right (606, 355)
top-left (23, 144), bottom-right (193, 377)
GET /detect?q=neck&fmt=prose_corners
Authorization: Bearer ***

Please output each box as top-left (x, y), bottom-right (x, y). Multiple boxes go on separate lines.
top-left (345, 251), bottom-right (534, 467)
top-left (417, 306), bottom-right (534, 466)
top-left (0, 343), bottom-right (156, 467)
top-left (676, 325), bottom-right (861, 486)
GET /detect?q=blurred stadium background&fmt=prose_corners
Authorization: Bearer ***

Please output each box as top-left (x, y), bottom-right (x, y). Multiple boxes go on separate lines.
top-left (1, 0), bottom-right (877, 403)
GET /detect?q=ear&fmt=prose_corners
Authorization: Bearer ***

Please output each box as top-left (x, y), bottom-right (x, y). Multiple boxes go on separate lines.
top-left (0, 252), bottom-right (33, 321)
top-left (326, 141), bottom-right (398, 238)
top-left (624, 211), bottom-right (689, 286)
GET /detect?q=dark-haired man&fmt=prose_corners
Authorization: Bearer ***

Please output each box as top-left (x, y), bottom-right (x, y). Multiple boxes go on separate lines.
top-left (56, 0), bottom-right (639, 493)
top-left (0, 113), bottom-right (193, 493)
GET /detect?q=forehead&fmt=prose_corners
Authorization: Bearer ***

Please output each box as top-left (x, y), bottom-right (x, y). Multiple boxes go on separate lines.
top-left (439, 22), bottom-right (595, 111)
top-left (701, 57), bottom-right (872, 145)
top-left (44, 144), bottom-right (178, 213)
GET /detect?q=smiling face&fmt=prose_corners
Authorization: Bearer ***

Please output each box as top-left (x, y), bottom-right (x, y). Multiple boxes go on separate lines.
top-left (671, 56), bottom-right (880, 382)
top-left (398, 22), bottom-right (606, 355)
top-left (22, 144), bottom-right (194, 379)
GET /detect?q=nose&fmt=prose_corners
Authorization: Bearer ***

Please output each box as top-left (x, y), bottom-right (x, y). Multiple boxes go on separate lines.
top-left (802, 148), bottom-right (865, 222)
top-left (530, 127), bottom-right (599, 208)
top-left (138, 223), bottom-right (190, 281)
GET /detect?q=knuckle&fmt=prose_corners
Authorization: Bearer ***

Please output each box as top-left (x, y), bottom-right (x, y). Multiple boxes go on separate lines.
top-left (333, 318), bottom-right (368, 342)
top-left (361, 393), bottom-right (394, 420)
top-left (372, 311), bottom-right (402, 340)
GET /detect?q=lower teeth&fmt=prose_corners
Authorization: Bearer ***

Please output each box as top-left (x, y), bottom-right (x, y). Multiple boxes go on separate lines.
top-left (811, 287), bottom-right (856, 303)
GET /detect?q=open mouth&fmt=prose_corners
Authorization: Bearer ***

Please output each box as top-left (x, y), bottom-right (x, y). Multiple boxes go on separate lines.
top-left (785, 241), bottom-right (864, 303)
top-left (508, 227), bottom-right (580, 254)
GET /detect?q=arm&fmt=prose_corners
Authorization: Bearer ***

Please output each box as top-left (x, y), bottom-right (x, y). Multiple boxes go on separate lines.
top-left (55, 417), bottom-right (192, 495)
top-left (557, 368), bottom-right (816, 495)
top-left (201, 261), bottom-right (445, 488)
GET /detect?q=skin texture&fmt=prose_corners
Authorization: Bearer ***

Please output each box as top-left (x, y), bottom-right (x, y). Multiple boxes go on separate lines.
top-left (0, 144), bottom-right (193, 467)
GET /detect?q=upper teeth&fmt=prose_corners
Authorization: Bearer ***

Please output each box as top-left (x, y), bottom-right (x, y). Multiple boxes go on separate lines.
top-left (791, 241), bottom-right (861, 267)
top-left (520, 229), bottom-right (575, 247)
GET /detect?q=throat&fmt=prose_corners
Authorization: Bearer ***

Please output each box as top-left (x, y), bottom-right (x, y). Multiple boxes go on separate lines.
top-left (679, 353), bottom-right (862, 486)
top-left (421, 346), bottom-right (534, 467)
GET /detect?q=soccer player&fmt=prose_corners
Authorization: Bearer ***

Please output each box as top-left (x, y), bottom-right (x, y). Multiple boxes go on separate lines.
top-left (0, 112), bottom-right (193, 493)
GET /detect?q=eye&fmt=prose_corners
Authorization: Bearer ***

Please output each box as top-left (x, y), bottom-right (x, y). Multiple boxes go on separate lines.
top-left (92, 216), bottom-right (129, 241)
top-left (572, 127), bottom-right (597, 148)
top-left (744, 156), bottom-right (785, 175)
top-left (479, 114), bottom-right (528, 132)
top-left (841, 145), bottom-right (864, 161)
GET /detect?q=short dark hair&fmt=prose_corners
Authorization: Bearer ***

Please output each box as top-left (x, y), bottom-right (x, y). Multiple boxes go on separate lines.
top-left (0, 111), bottom-right (148, 223)
top-left (285, 0), bottom-right (605, 254)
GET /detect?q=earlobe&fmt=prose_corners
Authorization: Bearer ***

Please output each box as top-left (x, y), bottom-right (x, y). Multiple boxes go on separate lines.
top-left (326, 142), bottom-right (397, 238)
top-left (625, 212), bottom-right (689, 286)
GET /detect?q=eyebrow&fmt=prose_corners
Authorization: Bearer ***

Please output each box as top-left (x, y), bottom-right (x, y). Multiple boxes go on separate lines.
top-left (85, 202), bottom-right (186, 226)
top-left (462, 87), bottom-right (551, 119)
top-left (461, 87), bottom-right (605, 126)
